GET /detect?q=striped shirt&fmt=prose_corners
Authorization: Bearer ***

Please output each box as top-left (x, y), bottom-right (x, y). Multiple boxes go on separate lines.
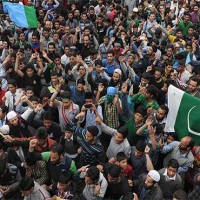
top-left (74, 126), bottom-right (104, 166)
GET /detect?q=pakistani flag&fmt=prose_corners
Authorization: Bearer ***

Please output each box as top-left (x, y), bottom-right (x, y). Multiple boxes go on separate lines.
top-left (165, 85), bottom-right (200, 144)
top-left (3, 2), bottom-right (37, 28)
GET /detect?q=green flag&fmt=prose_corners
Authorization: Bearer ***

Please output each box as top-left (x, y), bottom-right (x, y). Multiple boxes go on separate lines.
top-left (165, 85), bottom-right (200, 144)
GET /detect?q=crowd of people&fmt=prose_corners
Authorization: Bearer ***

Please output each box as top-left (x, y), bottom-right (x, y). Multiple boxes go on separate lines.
top-left (0, 0), bottom-right (200, 199)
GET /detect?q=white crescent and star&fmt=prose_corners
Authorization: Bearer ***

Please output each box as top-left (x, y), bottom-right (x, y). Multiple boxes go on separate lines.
top-left (187, 106), bottom-right (200, 136)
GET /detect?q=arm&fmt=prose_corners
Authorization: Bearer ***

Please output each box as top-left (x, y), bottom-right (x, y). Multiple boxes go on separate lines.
top-left (35, 161), bottom-right (49, 185)
top-left (97, 120), bottom-right (117, 136)
top-left (50, 86), bottom-right (60, 107)
top-left (160, 141), bottom-right (180, 154)
top-left (145, 146), bottom-right (154, 171)
top-left (14, 52), bottom-right (24, 77)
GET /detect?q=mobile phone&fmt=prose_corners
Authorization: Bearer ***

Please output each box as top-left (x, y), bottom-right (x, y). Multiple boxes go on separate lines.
top-left (85, 104), bottom-right (92, 109)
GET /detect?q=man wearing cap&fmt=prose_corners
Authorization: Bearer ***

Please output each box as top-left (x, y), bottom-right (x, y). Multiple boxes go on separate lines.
top-left (136, 170), bottom-right (163, 200)
top-left (98, 86), bottom-right (122, 129)
top-left (131, 8), bottom-right (140, 25)
top-left (71, 123), bottom-right (104, 166)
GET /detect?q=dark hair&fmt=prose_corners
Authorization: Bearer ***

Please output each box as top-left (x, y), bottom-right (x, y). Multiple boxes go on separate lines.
top-left (60, 91), bottom-right (71, 100)
top-left (141, 72), bottom-right (150, 80)
top-left (77, 78), bottom-right (85, 85)
top-left (30, 96), bottom-right (39, 102)
top-left (117, 126), bottom-right (128, 138)
top-left (135, 106), bottom-right (147, 117)
top-left (159, 104), bottom-right (169, 114)
top-left (51, 143), bottom-right (63, 156)
top-left (25, 86), bottom-right (34, 92)
top-left (166, 132), bottom-right (178, 141)
top-left (189, 76), bottom-right (199, 86)
top-left (50, 70), bottom-right (58, 77)
top-left (146, 85), bottom-right (158, 98)
top-left (116, 152), bottom-right (127, 162)
top-left (173, 190), bottom-right (188, 200)
top-left (184, 12), bottom-right (190, 18)
top-left (42, 111), bottom-right (53, 121)
top-left (167, 159), bottom-right (179, 169)
top-left (85, 92), bottom-right (93, 100)
top-left (152, 123), bottom-right (163, 135)
top-left (19, 176), bottom-right (34, 191)
top-left (108, 164), bottom-right (121, 178)
top-left (58, 171), bottom-right (71, 184)
top-left (0, 105), bottom-right (8, 113)
top-left (95, 59), bottom-right (102, 66)
top-left (8, 79), bottom-right (17, 87)
top-left (86, 166), bottom-right (100, 184)
top-left (25, 154), bottom-right (37, 166)
top-left (36, 127), bottom-right (48, 140)
top-left (136, 140), bottom-right (146, 152)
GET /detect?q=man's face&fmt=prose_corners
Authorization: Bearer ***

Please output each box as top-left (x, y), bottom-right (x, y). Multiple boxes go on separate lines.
top-left (62, 99), bottom-right (71, 109)
top-left (107, 174), bottom-right (119, 184)
top-left (149, 14), bottom-right (155, 22)
top-left (156, 108), bottom-right (166, 120)
top-left (85, 131), bottom-right (94, 143)
top-left (83, 36), bottom-right (89, 46)
top-left (134, 112), bottom-right (144, 124)
top-left (57, 182), bottom-right (69, 191)
top-left (26, 68), bottom-right (34, 77)
top-left (43, 119), bottom-right (52, 129)
top-left (21, 189), bottom-right (33, 197)
top-left (26, 90), bottom-right (34, 98)
top-left (37, 138), bottom-right (47, 146)
top-left (179, 138), bottom-right (189, 151)
top-left (107, 53), bottom-right (114, 62)
top-left (68, 13), bottom-right (73, 19)
top-left (65, 27), bottom-right (70, 35)
top-left (77, 83), bottom-right (84, 93)
top-left (45, 21), bottom-right (52, 29)
top-left (167, 167), bottom-right (177, 178)
top-left (134, 149), bottom-right (143, 157)
top-left (184, 15), bottom-right (190, 22)
top-left (9, 116), bottom-right (19, 126)
top-left (82, 14), bottom-right (87, 21)
top-left (194, 6), bottom-right (199, 12)
top-left (48, 45), bottom-right (55, 53)
top-left (8, 84), bottom-right (16, 94)
top-left (85, 175), bottom-right (94, 185)
top-left (144, 175), bottom-right (155, 189)
top-left (50, 151), bottom-right (60, 164)
top-left (188, 80), bottom-right (198, 93)
top-left (53, 34), bottom-right (59, 42)
top-left (154, 71), bottom-right (162, 80)
top-left (114, 132), bottom-right (124, 144)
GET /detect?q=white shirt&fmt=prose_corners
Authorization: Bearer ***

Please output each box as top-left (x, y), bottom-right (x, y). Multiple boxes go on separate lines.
top-left (5, 89), bottom-right (21, 111)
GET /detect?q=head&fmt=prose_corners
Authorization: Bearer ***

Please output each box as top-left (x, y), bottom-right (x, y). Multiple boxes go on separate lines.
top-left (134, 106), bottom-right (147, 124)
top-left (0, 105), bottom-right (8, 120)
top-left (60, 91), bottom-right (72, 109)
top-left (115, 152), bottom-right (128, 170)
top-left (145, 85), bottom-right (157, 100)
top-left (42, 112), bottom-right (52, 129)
top-left (187, 77), bottom-right (199, 93)
top-left (107, 164), bottom-right (121, 184)
top-left (173, 190), bottom-right (188, 200)
top-left (85, 92), bottom-right (94, 108)
top-left (25, 65), bottom-right (34, 77)
top-left (19, 177), bottom-right (35, 197)
top-left (141, 72), bottom-right (150, 87)
top-left (76, 78), bottom-right (85, 93)
top-left (50, 143), bottom-right (64, 164)
top-left (134, 140), bottom-right (146, 157)
top-left (179, 136), bottom-right (194, 153)
top-left (106, 87), bottom-right (116, 103)
top-left (57, 171), bottom-right (72, 192)
top-left (112, 69), bottom-right (121, 83)
top-left (64, 125), bottom-right (73, 140)
top-left (7, 111), bottom-right (18, 126)
top-left (114, 126), bottom-right (128, 144)
top-left (166, 159), bottom-right (179, 179)
top-left (86, 126), bottom-right (99, 143)
top-left (166, 132), bottom-right (178, 144)
top-left (145, 170), bottom-right (160, 189)
top-left (77, 65), bottom-right (86, 77)
top-left (8, 79), bottom-right (17, 94)
top-left (156, 105), bottom-right (168, 120)
top-left (35, 127), bottom-right (48, 146)
top-left (154, 68), bottom-right (163, 81)
top-left (184, 12), bottom-right (191, 22)
top-left (85, 166), bottom-right (100, 185)
top-left (107, 51), bottom-right (114, 63)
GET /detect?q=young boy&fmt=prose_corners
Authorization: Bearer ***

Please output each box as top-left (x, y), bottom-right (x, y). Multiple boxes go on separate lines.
top-left (115, 152), bottom-right (133, 180)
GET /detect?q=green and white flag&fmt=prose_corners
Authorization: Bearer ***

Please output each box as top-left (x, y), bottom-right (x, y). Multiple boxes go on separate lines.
top-left (165, 85), bottom-right (200, 144)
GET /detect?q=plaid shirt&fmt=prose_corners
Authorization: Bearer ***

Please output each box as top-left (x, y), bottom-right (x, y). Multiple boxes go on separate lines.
top-left (98, 96), bottom-right (121, 129)
top-left (188, 185), bottom-right (200, 200)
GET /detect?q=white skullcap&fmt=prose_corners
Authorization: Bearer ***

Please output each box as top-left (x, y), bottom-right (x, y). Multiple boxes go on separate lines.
top-left (148, 170), bottom-right (160, 182)
top-left (7, 111), bottom-right (17, 121)
top-left (114, 69), bottom-right (122, 76)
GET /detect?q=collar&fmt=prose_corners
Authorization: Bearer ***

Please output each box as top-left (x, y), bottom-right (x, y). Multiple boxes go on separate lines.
top-left (163, 168), bottom-right (176, 181)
